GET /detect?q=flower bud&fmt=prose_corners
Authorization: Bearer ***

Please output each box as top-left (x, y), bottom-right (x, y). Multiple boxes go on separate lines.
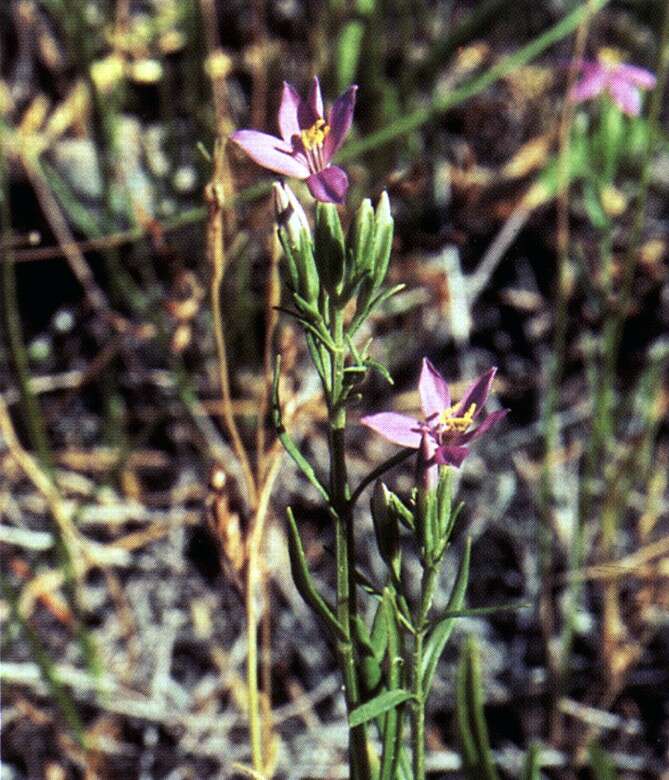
top-left (371, 481), bottom-right (401, 577)
top-left (346, 197), bottom-right (375, 282)
top-left (273, 182), bottom-right (319, 303)
top-left (372, 191), bottom-right (393, 288)
top-left (315, 202), bottom-right (345, 295)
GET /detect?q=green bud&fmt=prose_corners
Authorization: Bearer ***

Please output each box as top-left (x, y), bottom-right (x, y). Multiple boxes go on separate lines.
top-left (314, 202), bottom-right (345, 295)
top-left (371, 191), bottom-right (393, 288)
top-left (415, 434), bottom-right (438, 563)
top-left (371, 481), bottom-right (401, 577)
top-left (360, 655), bottom-right (383, 694)
top-left (346, 197), bottom-right (375, 282)
top-left (273, 182), bottom-right (319, 303)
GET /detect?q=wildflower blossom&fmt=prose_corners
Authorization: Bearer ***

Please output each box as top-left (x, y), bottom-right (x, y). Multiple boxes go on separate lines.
top-left (570, 50), bottom-right (656, 117)
top-left (361, 358), bottom-right (506, 471)
top-left (231, 77), bottom-right (357, 204)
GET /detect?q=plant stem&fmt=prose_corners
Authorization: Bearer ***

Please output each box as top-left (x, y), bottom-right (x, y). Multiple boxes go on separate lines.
top-left (411, 625), bottom-right (426, 780)
top-left (328, 305), bottom-right (370, 779)
top-left (411, 562), bottom-right (439, 780)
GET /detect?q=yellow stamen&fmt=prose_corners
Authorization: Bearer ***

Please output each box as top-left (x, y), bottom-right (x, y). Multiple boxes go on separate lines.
top-left (439, 402), bottom-right (477, 432)
top-left (597, 47), bottom-right (623, 67)
top-left (300, 118), bottom-right (330, 151)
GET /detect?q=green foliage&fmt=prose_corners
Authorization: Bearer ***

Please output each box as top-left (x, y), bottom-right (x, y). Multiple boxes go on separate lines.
top-left (349, 689), bottom-right (414, 728)
top-left (421, 537), bottom-right (472, 695)
top-left (456, 635), bottom-right (500, 780)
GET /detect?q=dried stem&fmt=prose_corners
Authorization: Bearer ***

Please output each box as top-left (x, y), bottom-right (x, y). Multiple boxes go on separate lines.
top-left (206, 140), bottom-right (258, 510)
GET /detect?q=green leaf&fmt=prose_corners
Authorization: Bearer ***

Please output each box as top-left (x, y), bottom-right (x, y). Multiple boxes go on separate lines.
top-left (456, 634), bottom-right (499, 780)
top-left (336, 20), bottom-right (365, 98)
top-left (348, 689), bottom-right (413, 728)
top-left (370, 598), bottom-right (389, 660)
top-left (432, 602), bottom-right (531, 620)
top-left (421, 536), bottom-right (471, 694)
top-left (272, 358), bottom-right (334, 512)
top-left (366, 357), bottom-right (394, 385)
top-left (286, 508), bottom-right (345, 641)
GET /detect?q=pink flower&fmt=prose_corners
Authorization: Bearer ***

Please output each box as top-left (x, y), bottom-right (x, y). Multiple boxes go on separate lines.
top-left (361, 358), bottom-right (507, 471)
top-left (231, 77), bottom-right (357, 204)
top-left (570, 58), bottom-right (656, 117)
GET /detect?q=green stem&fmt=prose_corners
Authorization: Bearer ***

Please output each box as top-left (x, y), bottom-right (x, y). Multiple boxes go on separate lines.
top-left (328, 306), bottom-right (370, 779)
top-left (411, 628), bottom-right (426, 780)
top-left (411, 563), bottom-right (439, 780)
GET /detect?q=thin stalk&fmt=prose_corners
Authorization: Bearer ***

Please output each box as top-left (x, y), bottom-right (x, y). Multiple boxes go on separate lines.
top-left (244, 453), bottom-right (283, 775)
top-left (411, 564), bottom-right (438, 780)
top-left (328, 304), bottom-right (370, 779)
top-left (411, 628), bottom-right (426, 780)
top-left (206, 142), bottom-right (258, 510)
top-left (256, 233), bottom-right (281, 480)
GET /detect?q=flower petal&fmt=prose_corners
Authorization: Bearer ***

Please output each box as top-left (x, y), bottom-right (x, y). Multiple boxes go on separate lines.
top-left (231, 130), bottom-right (309, 178)
top-left (570, 66), bottom-right (608, 103)
top-left (307, 76), bottom-right (324, 119)
top-left (278, 82), bottom-right (303, 142)
top-left (419, 357), bottom-right (450, 421)
top-left (451, 367), bottom-right (497, 418)
top-left (435, 445), bottom-right (469, 468)
top-left (608, 79), bottom-right (641, 116)
top-left (306, 166), bottom-right (349, 203)
top-left (461, 409), bottom-right (508, 442)
top-left (360, 412), bottom-right (423, 449)
top-left (616, 64), bottom-right (656, 89)
top-left (324, 85), bottom-right (357, 159)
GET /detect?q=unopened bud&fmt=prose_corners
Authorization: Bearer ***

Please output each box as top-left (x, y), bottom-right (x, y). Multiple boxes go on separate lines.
top-left (371, 481), bottom-right (401, 577)
top-left (372, 191), bottom-right (393, 287)
top-left (273, 182), bottom-right (319, 302)
top-left (347, 197), bottom-right (375, 281)
top-left (315, 202), bottom-right (345, 294)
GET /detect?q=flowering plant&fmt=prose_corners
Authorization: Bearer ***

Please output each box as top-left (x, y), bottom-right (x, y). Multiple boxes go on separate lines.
top-left (570, 51), bottom-right (656, 116)
top-left (232, 77), bottom-right (357, 203)
top-left (362, 358), bottom-right (507, 473)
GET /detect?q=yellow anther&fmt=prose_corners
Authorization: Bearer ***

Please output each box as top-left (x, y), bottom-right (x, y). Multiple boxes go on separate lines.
top-left (439, 403), bottom-right (477, 432)
top-left (300, 118), bottom-right (330, 151)
top-left (597, 47), bottom-right (623, 67)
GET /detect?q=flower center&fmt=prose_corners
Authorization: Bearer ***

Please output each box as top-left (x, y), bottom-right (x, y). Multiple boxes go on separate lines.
top-left (597, 47), bottom-right (623, 68)
top-left (301, 118), bottom-right (330, 151)
top-left (438, 403), bottom-right (477, 433)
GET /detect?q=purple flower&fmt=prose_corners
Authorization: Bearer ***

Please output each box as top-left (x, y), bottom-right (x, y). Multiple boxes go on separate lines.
top-left (361, 358), bottom-right (507, 472)
top-left (570, 55), bottom-right (656, 117)
top-left (231, 77), bottom-right (357, 204)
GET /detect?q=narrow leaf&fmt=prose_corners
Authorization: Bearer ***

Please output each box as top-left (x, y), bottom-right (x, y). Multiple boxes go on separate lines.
top-left (286, 508), bottom-right (346, 642)
top-left (456, 635), bottom-right (499, 780)
top-left (421, 536), bottom-right (471, 693)
top-left (348, 689), bottom-right (413, 728)
top-left (272, 359), bottom-right (334, 511)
